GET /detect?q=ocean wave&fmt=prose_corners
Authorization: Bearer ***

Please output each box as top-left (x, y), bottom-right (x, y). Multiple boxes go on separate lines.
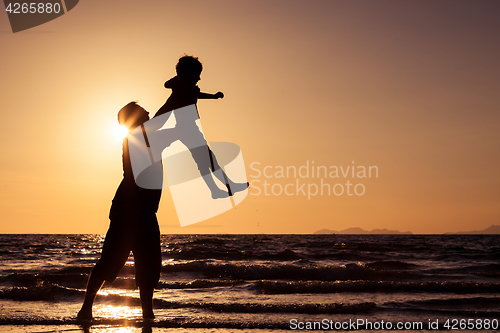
top-left (365, 260), bottom-right (419, 270)
top-left (4, 259), bottom-right (496, 292)
top-left (0, 272), bottom-right (88, 289)
top-left (157, 279), bottom-right (245, 289)
top-left (383, 296), bottom-right (500, 317)
top-left (0, 284), bottom-right (82, 301)
top-left (424, 263), bottom-right (500, 277)
top-left (164, 247), bottom-right (305, 261)
top-left (108, 278), bottom-right (245, 290)
top-left (166, 248), bottom-right (254, 261)
top-left (173, 237), bottom-right (229, 246)
top-left (161, 261), bottom-right (417, 281)
top-left (458, 263), bottom-right (500, 274)
top-left (393, 296), bottom-right (500, 309)
top-left (153, 299), bottom-right (377, 314)
top-left (254, 280), bottom-right (500, 294)
top-left (0, 316), bottom-right (288, 330)
top-left (0, 285), bottom-right (376, 315)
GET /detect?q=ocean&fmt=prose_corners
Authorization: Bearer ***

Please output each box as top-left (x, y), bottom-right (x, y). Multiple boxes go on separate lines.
top-left (0, 234), bottom-right (499, 332)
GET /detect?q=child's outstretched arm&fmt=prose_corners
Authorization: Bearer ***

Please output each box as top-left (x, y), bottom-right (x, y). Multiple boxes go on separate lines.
top-left (198, 91), bottom-right (224, 99)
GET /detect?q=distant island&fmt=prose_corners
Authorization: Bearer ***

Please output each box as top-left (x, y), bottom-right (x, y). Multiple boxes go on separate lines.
top-left (444, 225), bottom-right (500, 235)
top-left (314, 225), bottom-right (500, 235)
top-left (314, 227), bottom-right (412, 235)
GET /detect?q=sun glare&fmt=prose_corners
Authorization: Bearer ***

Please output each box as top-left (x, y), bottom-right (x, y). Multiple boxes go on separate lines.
top-left (114, 124), bottom-right (129, 140)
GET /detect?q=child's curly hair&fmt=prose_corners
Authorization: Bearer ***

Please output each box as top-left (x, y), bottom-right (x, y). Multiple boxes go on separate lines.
top-left (176, 55), bottom-right (203, 76)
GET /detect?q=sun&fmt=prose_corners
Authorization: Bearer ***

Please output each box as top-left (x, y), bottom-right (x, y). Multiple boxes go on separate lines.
top-left (113, 124), bottom-right (129, 140)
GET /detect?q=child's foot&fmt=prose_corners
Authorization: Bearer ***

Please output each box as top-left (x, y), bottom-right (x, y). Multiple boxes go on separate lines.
top-left (211, 189), bottom-right (228, 199)
top-left (228, 182), bottom-right (249, 194)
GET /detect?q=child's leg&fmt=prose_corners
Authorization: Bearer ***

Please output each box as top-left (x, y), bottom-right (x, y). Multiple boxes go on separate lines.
top-left (179, 126), bottom-right (247, 197)
top-left (181, 139), bottom-right (228, 198)
top-left (206, 147), bottom-right (248, 194)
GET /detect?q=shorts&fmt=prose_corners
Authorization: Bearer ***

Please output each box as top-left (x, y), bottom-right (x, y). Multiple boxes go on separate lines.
top-left (91, 213), bottom-right (161, 289)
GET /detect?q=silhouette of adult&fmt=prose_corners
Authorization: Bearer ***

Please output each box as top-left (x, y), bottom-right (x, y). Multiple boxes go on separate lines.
top-left (78, 102), bottom-right (162, 320)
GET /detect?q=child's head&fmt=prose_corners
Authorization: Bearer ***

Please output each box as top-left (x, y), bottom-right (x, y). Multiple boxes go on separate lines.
top-left (176, 55), bottom-right (203, 80)
top-left (118, 101), bottom-right (149, 130)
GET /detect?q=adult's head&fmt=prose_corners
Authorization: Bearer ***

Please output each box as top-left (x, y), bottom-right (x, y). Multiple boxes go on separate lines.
top-left (176, 55), bottom-right (203, 83)
top-left (117, 101), bottom-right (150, 131)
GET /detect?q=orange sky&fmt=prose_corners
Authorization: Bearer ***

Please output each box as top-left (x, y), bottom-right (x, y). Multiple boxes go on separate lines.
top-left (0, 0), bottom-right (499, 234)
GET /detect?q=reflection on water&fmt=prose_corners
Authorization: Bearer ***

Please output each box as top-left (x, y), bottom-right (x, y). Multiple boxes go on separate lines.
top-left (76, 305), bottom-right (151, 333)
top-left (80, 326), bottom-right (151, 333)
top-left (94, 305), bottom-right (142, 320)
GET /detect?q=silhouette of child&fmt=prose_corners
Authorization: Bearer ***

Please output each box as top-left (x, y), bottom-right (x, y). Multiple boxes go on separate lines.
top-left (155, 55), bottom-right (247, 198)
top-left (156, 55), bottom-right (223, 114)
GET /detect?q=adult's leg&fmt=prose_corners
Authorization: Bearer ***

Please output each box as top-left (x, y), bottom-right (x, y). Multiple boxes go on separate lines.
top-left (139, 287), bottom-right (155, 319)
top-left (78, 271), bottom-right (106, 319)
top-left (78, 226), bottom-right (131, 319)
top-left (133, 215), bottom-right (162, 319)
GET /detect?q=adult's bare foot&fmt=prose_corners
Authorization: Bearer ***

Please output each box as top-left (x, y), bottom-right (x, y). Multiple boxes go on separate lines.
top-left (77, 309), bottom-right (93, 321)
